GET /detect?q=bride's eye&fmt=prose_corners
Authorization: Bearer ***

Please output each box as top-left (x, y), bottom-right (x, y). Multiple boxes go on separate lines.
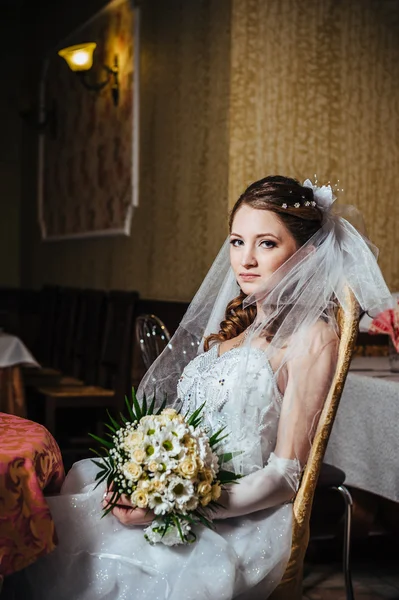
top-left (260, 240), bottom-right (276, 249)
top-left (229, 239), bottom-right (243, 247)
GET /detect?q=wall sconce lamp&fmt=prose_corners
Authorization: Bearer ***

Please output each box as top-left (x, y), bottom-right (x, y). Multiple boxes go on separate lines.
top-left (58, 43), bottom-right (119, 106)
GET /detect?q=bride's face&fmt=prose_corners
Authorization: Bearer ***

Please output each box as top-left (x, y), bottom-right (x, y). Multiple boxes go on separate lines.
top-left (230, 205), bottom-right (298, 294)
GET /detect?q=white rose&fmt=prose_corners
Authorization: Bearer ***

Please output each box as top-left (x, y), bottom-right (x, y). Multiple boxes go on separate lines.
top-left (122, 461), bottom-right (143, 481)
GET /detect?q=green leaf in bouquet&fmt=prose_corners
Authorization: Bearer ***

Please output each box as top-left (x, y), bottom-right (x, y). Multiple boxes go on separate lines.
top-left (101, 486), bottom-right (122, 518)
top-left (218, 450), bottom-right (243, 468)
top-left (88, 433), bottom-right (113, 448)
top-left (193, 510), bottom-right (214, 530)
top-left (177, 514), bottom-right (197, 543)
top-left (147, 392), bottom-right (156, 415)
top-left (93, 458), bottom-right (115, 489)
top-left (106, 472), bottom-right (114, 488)
top-left (154, 394), bottom-right (167, 415)
top-left (93, 465), bottom-right (105, 475)
top-left (125, 394), bottom-right (136, 422)
top-left (91, 459), bottom-right (106, 470)
top-left (104, 423), bottom-right (116, 434)
top-left (135, 388), bottom-right (144, 420)
top-left (208, 500), bottom-right (225, 511)
top-left (217, 469), bottom-right (243, 484)
top-left (94, 472), bottom-right (107, 485)
top-left (94, 471), bottom-right (110, 488)
top-left (209, 426), bottom-right (228, 447)
top-left (180, 513), bottom-right (196, 525)
top-left (119, 412), bottom-right (128, 425)
top-left (131, 386), bottom-right (143, 421)
top-left (90, 447), bottom-right (106, 458)
top-left (187, 401), bottom-right (205, 428)
top-left (141, 391), bottom-right (147, 416)
top-left (172, 514), bottom-right (184, 542)
top-left (106, 410), bottom-right (120, 432)
top-left (159, 515), bottom-right (171, 539)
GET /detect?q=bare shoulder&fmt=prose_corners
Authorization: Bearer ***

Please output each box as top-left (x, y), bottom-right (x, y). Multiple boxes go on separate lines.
top-left (285, 322), bottom-right (338, 377)
top-left (305, 320), bottom-right (339, 355)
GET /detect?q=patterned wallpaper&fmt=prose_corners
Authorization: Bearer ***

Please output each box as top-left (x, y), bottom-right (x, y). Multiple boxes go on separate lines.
top-left (27, 0), bottom-right (231, 301)
top-left (228, 0), bottom-right (399, 291)
top-left (24, 0), bottom-right (399, 298)
top-left (40, 0), bottom-right (137, 239)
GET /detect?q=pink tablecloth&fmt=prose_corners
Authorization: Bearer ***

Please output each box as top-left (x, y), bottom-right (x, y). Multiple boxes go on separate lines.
top-left (0, 413), bottom-right (65, 577)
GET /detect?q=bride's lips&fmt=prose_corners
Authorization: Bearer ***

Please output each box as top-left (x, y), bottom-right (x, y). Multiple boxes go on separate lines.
top-left (239, 273), bottom-right (260, 280)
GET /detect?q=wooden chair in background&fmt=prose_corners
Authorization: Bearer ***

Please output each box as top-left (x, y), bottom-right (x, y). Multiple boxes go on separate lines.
top-left (270, 289), bottom-right (360, 600)
top-left (23, 286), bottom-right (80, 386)
top-left (51, 287), bottom-right (81, 374)
top-left (35, 285), bottom-right (59, 366)
top-left (26, 289), bottom-right (107, 393)
top-left (37, 291), bottom-right (138, 437)
top-left (70, 289), bottom-right (107, 385)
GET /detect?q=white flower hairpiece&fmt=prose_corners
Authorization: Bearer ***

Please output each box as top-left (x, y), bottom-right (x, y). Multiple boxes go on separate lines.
top-left (303, 178), bottom-right (337, 211)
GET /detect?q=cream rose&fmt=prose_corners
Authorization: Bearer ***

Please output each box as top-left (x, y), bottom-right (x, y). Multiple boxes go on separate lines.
top-left (184, 496), bottom-right (199, 511)
top-left (183, 436), bottom-right (195, 449)
top-left (199, 468), bottom-right (214, 483)
top-left (132, 449), bottom-right (146, 463)
top-left (137, 478), bottom-right (151, 490)
top-left (131, 489), bottom-right (149, 508)
top-left (152, 479), bottom-right (165, 492)
top-left (161, 408), bottom-right (178, 419)
top-left (123, 462), bottom-right (143, 481)
top-left (211, 483), bottom-right (222, 501)
top-left (125, 431), bottom-right (144, 448)
top-left (179, 458), bottom-right (198, 479)
top-left (148, 461), bottom-right (160, 473)
top-left (197, 481), bottom-right (212, 497)
top-left (200, 493), bottom-right (212, 507)
top-left (140, 415), bottom-right (153, 425)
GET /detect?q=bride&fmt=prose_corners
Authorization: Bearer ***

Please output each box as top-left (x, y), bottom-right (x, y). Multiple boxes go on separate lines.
top-left (14, 176), bottom-right (390, 599)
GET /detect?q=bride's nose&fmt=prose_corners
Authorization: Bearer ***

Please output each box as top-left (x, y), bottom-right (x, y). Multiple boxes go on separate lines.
top-left (241, 247), bottom-right (258, 268)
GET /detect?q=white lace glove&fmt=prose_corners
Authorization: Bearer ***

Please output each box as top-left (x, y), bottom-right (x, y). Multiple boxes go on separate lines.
top-left (212, 453), bottom-right (301, 520)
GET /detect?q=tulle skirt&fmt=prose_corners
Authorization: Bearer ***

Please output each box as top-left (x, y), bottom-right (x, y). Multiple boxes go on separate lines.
top-left (13, 460), bottom-right (292, 600)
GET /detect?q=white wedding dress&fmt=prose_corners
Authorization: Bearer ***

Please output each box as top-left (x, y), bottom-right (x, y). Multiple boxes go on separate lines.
top-left (15, 345), bottom-right (296, 600)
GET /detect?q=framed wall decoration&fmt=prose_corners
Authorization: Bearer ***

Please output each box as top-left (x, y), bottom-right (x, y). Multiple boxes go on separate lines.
top-left (38, 0), bottom-right (140, 240)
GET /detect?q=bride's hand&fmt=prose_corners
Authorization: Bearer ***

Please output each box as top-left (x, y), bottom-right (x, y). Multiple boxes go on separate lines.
top-left (102, 491), bottom-right (155, 526)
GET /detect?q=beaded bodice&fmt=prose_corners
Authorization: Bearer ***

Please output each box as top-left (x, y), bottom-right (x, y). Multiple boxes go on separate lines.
top-left (177, 344), bottom-right (283, 472)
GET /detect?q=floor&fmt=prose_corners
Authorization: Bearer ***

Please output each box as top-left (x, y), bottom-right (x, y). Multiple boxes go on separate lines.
top-left (302, 562), bottom-right (399, 599)
top-left (2, 538), bottom-right (398, 599)
top-left (302, 537), bottom-right (399, 600)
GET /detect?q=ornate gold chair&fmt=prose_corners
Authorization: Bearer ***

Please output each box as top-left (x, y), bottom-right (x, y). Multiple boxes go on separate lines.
top-left (269, 289), bottom-right (360, 600)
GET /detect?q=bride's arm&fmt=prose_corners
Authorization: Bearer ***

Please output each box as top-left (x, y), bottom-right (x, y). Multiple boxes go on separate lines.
top-left (213, 325), bottom-right (338, 519)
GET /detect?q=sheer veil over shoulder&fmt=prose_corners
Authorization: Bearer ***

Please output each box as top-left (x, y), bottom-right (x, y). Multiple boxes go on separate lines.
top-left (15, 178), bottom-right (391, 600)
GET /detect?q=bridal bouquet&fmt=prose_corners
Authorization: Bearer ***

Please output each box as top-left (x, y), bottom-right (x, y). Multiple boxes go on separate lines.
top-left (90, 389), bottom-right (240, 546)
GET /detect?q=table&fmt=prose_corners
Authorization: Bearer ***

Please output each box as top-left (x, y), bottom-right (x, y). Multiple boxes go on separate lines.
top-left (0, 333), bottom-right (39, 417)
top-left (325, 356), bottom-right (399, 503)
top-left (0, 413), bottom-right (65, 578)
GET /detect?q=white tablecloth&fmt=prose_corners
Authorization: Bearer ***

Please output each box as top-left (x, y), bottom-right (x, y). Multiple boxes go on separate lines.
top-left (0, 333), bottom-right (39, 368)
top-left (325, 356), bottom-right (399, 502)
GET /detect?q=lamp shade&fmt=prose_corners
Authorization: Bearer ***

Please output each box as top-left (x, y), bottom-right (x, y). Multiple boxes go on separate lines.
top-left (58, 43), bottom-right (97, 72)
